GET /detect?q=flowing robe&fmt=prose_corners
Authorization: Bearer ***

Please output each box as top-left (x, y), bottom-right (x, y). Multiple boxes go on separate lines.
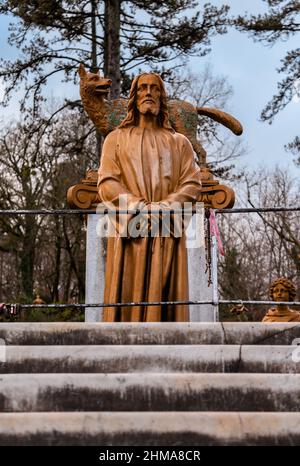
top-left (97, 126), bottom-right (202, 322)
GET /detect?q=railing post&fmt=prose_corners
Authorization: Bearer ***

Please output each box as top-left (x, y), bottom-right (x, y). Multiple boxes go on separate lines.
top-left (211, 234), bottom-right (219, 321)
top-left (85, 213), bottom-right (105, 322)
top-left (187, 203), bottom-right (216, 322)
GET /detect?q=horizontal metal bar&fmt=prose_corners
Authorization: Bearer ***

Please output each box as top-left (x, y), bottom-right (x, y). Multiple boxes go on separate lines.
top-left (216, 207), bottom-right (300, 214)
top-left (8, 300), bottom-right (214, 309)
top-left (0, 209), bottom-right (94, 215)
top-left (0, 207), bottom-right (300, 216)
top-left (4, 300), bottom-right (300, 309)
top-left (0, 209), bottom-right (195, 215)
top-left (220, 300), bottom-right (300, 306)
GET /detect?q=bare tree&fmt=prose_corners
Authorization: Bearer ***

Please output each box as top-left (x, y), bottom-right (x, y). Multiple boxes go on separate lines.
top-left (0, 107), bottom-right (94, 303)
top-left (218, 166), bottom-right (300, 321)
top-left (0, 1), bottom-right (231, 109)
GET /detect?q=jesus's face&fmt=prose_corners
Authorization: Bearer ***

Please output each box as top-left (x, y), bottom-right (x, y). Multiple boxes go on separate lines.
top-left (136, 74), bottom-right (161, 117)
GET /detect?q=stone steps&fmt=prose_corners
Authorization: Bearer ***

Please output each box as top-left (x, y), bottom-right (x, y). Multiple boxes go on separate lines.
top-left (1, 411), bottom-right (300, 446)
top-left (1, 344), bottom-right (300, 373)
top-left (1, 322), bottom-right (300, 445)
top-left (1, 322), bottom-right (299, 345)
top-left (1, 373), bottom-right (300, 412)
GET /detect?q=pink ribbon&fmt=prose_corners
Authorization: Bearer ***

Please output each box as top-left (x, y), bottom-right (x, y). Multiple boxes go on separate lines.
top-left (209, 209), bottom-right (224, 256)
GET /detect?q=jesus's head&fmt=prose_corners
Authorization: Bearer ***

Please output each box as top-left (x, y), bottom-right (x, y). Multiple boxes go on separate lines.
top-left (119, 72), bottom-right (173, 131)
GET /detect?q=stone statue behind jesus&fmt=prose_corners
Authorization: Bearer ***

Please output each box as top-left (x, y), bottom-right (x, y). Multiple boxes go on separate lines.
top-left (97, 73), bottom-right (202, 322)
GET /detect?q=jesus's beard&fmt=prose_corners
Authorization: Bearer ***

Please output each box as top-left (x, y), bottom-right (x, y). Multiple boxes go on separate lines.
top-left (137, 101), bottom-right (160, 116)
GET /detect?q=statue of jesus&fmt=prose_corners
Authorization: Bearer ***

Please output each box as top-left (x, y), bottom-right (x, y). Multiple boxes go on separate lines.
top-left (97, 73), bottom-right (202, 322)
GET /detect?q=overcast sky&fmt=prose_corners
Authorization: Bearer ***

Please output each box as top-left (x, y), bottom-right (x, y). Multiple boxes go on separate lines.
top-left (0, 1), bottom-right (299, 171)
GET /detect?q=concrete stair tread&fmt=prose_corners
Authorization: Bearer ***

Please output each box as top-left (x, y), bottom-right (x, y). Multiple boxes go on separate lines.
top-left (1, 344), bottom-right (299, 373)
top-left (0, 411), bottom-right (300, 446)
top-left (1, 322), bottom-right (299, 445)
top-left (1, 373), bottom-right (300, 412)
top-left (0, 322), bottom-right (299, 345)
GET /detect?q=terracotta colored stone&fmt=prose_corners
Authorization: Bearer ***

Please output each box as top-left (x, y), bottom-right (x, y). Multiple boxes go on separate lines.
top-left (97, 73), bottom-right (202, 322)
top-left (262, 277), bottom-right (300, 322)
top-left (67, 169), bottom-right (235, 210)
top-left (32, 294), bottom-right (45, 305)
top-left (78, 64), bottom-right (243, 167)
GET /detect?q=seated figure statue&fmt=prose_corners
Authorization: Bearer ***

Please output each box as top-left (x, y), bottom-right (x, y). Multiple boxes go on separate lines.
top-left (262, 277), bottom-right (300, 322)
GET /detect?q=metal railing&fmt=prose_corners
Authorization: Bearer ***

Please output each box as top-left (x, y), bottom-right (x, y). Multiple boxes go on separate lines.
top-left (2, 300), bottom-right (300, 309)
top-left (1, 206), bottom-right (300, 215)
top-left (0, 206), bottom-right (299, 313)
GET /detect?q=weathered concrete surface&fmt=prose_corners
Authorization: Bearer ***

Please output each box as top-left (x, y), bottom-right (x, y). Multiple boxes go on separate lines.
top-left (187, 209), bottom-right (216, 322)
top-left (1, 345), bottom-right (300, 373)
top-left (1, 373), bottom-right (300, 412)
top-left (85, 215), bottom-right (105, 322)
top-left (240, 345), bottom-right (300, 373)
top-left (1, 322), bottom-right (300, 446)
top-left (0, 322), bottom-right (299, 346)
top-left (1, 411), bottom-right (300, 446)
top-left (0, 345), bottom-right (240, 373)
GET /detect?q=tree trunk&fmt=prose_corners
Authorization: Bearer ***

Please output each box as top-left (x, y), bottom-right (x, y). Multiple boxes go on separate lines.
top-left (90, 0), bottom-right (102, 163)
top-left (52, 217), bottom-right (62, 302)
top-left (91, 0), bottom-right (98, 72)
top-left (20, 217), bottom-right (37, 300)
top-left (62, 217), bottom-right (85, 302)
top-left (104, 0), bottom-right (121, 99)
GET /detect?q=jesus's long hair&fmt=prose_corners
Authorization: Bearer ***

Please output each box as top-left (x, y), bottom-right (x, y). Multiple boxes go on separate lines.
top-left (119, 73), bottom-right (174, 131)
